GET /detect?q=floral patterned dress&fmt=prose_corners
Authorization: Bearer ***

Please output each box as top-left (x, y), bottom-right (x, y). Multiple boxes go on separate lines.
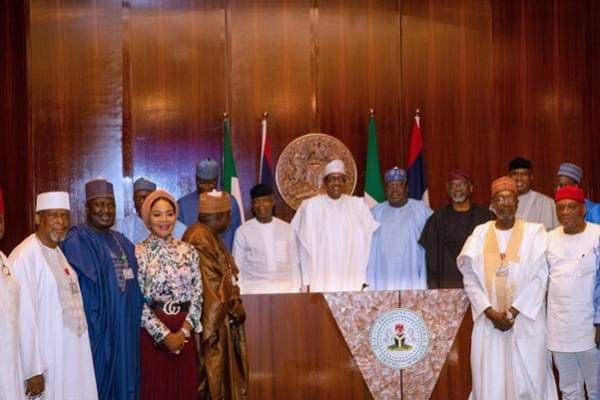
top-left (136, 234), bottom-right (203, 342)
top-left (135, 233), bottom-right (202, 400)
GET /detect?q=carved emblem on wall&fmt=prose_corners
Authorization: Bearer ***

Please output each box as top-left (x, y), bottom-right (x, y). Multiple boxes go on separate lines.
top-left (275, 133), bottom-right (357, 210)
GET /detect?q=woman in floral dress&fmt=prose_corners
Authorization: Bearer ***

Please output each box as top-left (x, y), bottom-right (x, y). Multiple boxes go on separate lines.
top-left (135, 190), bottom-right (202, 399)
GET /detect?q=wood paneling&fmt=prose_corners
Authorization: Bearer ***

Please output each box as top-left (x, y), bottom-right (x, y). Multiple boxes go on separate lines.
top-left (491, 0), bottom-right (600, 200)
top-left (430, 312), bottom-right (473, 400)
top-left (243, 293), bottom-right (373, 399)
top-left (128, 0), bottom-right (227, 212)
top-left (0, 0), bottom-right (31, 252)
top-left (29, 0), bottom-right (124, 224)
top-left (400, 0), bottom-right (494, 206)
top-left (227, 1), bottom-right (314, 221)
top-left (317, 0), bottom-right (403, 196)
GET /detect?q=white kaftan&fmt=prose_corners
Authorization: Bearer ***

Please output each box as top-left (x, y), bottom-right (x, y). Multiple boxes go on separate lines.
top-left (458, 220), bottom-right (558, 400)
top-left (291, 194), bottom-right (379, 292)
top-left (9, 235), bottom-right (98, 400)
top-left (233, 217), bottom-right (301, 294)
top-left (517, 190), bottom-right (558, 230)
top-left (0, 251), bottom-right (26, 400)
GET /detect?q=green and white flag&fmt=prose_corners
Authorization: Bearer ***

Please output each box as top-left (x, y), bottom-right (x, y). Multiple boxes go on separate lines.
top-left (364, 111), bottom-right (385, 208)
top-left (222, 114), bottom-right (245, 221)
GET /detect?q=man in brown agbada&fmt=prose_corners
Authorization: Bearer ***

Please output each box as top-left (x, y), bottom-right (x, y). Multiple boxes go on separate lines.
top-left (183, 190), bottom-right (249, 400)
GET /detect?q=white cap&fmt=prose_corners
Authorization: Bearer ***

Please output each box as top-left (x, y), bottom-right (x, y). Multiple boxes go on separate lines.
top-left (36, 191), bottom-right (71, 212)
top-left (323, 159), bottom-right (346, 177)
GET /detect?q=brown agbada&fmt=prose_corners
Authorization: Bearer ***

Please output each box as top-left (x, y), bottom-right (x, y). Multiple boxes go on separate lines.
top-left (183, 222), bottom-right (249, 400)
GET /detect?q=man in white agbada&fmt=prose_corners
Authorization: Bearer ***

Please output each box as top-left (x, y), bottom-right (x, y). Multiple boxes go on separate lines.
top-left (114, 177), bottom-right (186, 243)
top-left (367, 167), bottom-right (432, 290)
top-left (507, 156), bottom-right (558, 230)
top-left (233, 184), bottom-right (301, 294)
top-left (9, 191), bottom-right (97, 400)
top-left (291, 159), bottom-right (379, 292)
top-left (0, 188), bottom-right (27, 400)
top-left (546, 185), bottom-right (600, 400)
top-left (458, 177), bottom-right (558, 400)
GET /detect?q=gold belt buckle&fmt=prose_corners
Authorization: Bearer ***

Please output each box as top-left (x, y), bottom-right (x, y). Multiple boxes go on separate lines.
top-left (163, 301), bottom-right (181, 315)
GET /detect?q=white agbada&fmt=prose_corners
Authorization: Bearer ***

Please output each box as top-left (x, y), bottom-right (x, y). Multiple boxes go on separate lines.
top-left (517, 190), bottom-right (559, 230)
top-left (291, 193), bottom-right (379, 292)
top-left (0, 251), bottom-right (26, 400)
top-left (9, 235), bottom-right (98, 400)
top-left (546, 222), bottom-right (600, 352)
top-left (458, 220), bottom-right (558, 400)
top-left (233, 217), bottom-right (301, 294)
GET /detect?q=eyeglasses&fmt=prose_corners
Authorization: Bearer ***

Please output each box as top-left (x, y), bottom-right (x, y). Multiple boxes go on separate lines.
top-left (493, 196), bottom-right (517, 206)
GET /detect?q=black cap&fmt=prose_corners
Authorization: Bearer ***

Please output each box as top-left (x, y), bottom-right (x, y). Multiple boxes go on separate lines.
top-left (508, 156), bottom-right (532, 171)
top-left (250, 184), bottom-right (273, 199)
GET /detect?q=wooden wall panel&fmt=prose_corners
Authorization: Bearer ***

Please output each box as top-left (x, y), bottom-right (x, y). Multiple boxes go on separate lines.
top-left (29, 0), bottom-right (124, 223)
top-left (243, 293), bottom-right (373, 399)
top-left (0, 0), bottom-right (31, 252)
top-left (227, 0), bottom-right (314, 221)
top-left (491, 0), bottom-right (600, 201)
top-left (128, 0), bottom-right (226, 213)
top-left (401, 0), bottom-right (494, 207)
top-left (316, 0), bottom-right (403, 196)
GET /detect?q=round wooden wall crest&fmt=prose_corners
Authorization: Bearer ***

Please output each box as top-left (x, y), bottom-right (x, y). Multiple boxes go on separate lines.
top-left (275, 133), bottom-right (357, 210)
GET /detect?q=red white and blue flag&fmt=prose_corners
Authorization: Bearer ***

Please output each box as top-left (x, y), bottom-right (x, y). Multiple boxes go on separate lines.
top-left (259, 113), bottom-right (274, 186)
top-left (406, 109), bottom-right (429, 205)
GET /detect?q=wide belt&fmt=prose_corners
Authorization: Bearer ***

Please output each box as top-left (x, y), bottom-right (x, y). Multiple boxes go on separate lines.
top-left (149, 300), bottom-right (190, 315)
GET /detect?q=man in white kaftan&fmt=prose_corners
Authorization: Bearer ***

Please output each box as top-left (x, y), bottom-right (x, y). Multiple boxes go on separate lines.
top-left (114, 177), bottom-right (186, 243)
top-left (9, 192), bottom-right (97, 400)
top-left (367, 167), bottom-right (432, 290)
top-left (508, 156), bottom-right (558, 230)
top-left (0, 188), bottom-right (26, 400)
top-left (546, 185), bottom-right (600, 400)
top-left (233, 184), bottom-right (301, 294)
top-left (291, 159), bottom-right (379, 292)
top-left (459, 177), bottom-right (557, 400)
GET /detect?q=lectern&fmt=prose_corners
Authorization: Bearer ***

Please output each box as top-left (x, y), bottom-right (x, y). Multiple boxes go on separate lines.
top-left (242, 289), bottom-right (473, 400)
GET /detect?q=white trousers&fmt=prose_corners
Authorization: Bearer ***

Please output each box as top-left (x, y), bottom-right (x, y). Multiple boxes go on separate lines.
top-left (552, 348), bottom-right (599, 400)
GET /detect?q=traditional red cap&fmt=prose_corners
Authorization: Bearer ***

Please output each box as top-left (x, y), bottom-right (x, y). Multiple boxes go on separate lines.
top-left (0, 188), bottom-right (4, 214)
top-left (555, 185), bottom-right (585, 204)
top-left (448, 169), bottom-right (472, 182)
top-left (491, 176), bottom-right (517, 197)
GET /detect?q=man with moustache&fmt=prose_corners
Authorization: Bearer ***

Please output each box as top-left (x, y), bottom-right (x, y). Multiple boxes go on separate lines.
top-left (554, 162), bottom-right (600, 224)
top-left (10, 191), bottom-right (97, 399)
top-left (419, 169), bottom-right (494, 288)
top-left (291, 159), bottom-right (379, 292)
top-left (546, 185), bottom-right (600, 400)
top-left (508, 156), bottom-right (558, 230)
top-left (366, 167), bottom-right (432, 290)
top-left (114, 177), bottom-right (187, 243)
top-left (62, 179), bottom-right (142, 400)
top-left (233, 184), bottom-right (301, 294)
top-left (0, 188), bottom-right (27, 399)
top-left (458, 177), bottom-right (557, 400)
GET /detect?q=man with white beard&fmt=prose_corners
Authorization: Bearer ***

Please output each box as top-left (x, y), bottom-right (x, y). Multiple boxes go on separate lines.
top-left (419, 169), bottom-right (494, 288)
top-left (0, 188), bottom-right (26, 399)
top-left (9, 191), bottom-right (97, 400)
top-left (458, 177), bottom-right (558, 400)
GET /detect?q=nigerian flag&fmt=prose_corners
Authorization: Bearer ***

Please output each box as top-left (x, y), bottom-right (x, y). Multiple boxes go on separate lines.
top-left (222, 114), bottom-right (245, 220)
top-left (364, 110), bottom-right (385, 208)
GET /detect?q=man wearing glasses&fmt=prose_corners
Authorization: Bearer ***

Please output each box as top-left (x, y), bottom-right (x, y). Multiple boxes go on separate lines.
top-left (458, 177), bottom-right (558, 400)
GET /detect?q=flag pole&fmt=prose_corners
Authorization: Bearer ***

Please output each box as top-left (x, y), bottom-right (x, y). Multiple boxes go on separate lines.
top-left (259, 112), bottom-right (268, 182)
